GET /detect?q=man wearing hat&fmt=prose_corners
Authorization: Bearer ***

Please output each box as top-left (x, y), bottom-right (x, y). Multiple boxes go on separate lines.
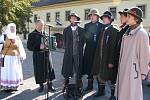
top-left (61, 12), bottom-right (85, 95)
top-left (92, 11), bottom-right (118, 98)
top-left (83, 8), bottom-right (104, 91)
top-left (115, 8), bottom-right (129, 54)
top-left (115, 7), bottom-right (150, 100)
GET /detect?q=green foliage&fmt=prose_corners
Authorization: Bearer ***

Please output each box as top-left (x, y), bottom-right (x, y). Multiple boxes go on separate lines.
top-left (0, 0), bottom-right (38, 34)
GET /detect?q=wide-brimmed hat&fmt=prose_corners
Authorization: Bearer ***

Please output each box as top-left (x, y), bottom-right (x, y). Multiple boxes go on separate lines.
top-left (127, 7), bottom-right (143, 22)
top-left (100, 11), bottom-right (114, 21)
top-left (88, 8), bottom-right (100, 17)
top-left (118, 8), bottom-right (129, 16)
top-left (68, 12), bottom-right (80, 21)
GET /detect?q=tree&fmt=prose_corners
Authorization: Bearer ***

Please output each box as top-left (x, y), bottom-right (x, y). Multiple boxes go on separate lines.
top-left (0, 0), bottom-right (38, 39)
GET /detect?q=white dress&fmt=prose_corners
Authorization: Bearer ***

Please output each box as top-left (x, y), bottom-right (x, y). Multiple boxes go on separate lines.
top-left (0, 36), bottom-right (26, 90)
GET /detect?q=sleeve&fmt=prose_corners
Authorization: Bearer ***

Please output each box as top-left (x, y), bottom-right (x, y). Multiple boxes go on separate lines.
top-left (84, 24), bottom-right (90, 42)
top-left (18, 37), bottom-right (26, 60)
top-left (27, 33), bottom-right (41, 51)
top-left (138, 32), bottom-right (150, 80)
top-left (0, 35), bottom-right (4, 52)
top-left (63, 29), bottom-right (67, 49)
top-left (108, 28), bottom-right (118, 64)
top-left (82, 28), bottom-right (86, 46)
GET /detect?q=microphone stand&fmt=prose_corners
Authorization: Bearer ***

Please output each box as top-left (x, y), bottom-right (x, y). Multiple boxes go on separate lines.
top-left (42, 25), bottom-right (53, 100)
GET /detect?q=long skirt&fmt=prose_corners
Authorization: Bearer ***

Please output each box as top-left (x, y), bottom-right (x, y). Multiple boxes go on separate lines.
top-left (0, 55), bottom-right (23, 90)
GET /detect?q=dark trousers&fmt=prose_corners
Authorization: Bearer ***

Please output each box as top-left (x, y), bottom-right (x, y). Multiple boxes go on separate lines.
top-left (65, 54), bottom-right (82, 87)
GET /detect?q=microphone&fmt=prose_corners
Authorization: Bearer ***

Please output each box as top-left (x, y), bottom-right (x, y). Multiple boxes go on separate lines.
top-left (45, 24), bottom-right (54, 27)
top-left (74, 21), bottom-right (82, 23)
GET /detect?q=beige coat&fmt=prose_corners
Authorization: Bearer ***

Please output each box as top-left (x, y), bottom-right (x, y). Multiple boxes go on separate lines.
top-left (115, 25), bottom-right (150, 100)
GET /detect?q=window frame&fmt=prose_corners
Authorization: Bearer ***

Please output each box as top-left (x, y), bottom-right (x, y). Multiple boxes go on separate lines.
top-left (137, 4), bottom-right (147, 18)
top-left (46, 12), bottom-right (51, 22)
top-left (65, 10), bottom-right (71, 21)
top-left (84, 9), bottom-right (90, 20)
top-left (109, 6), bottom-right (117, 19)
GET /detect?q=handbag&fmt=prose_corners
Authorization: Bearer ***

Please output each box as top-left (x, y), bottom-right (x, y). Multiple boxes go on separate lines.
top-left (0, 42), bottom-right (12, 67)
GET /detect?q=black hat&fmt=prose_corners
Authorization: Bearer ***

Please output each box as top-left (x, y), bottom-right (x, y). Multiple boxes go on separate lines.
top-left (100, 11), bottom-right (114, 21)
top-left (68, 12), bottom-right (80, 21)
top-left (127, 7), bottom-right (143, 22)
top-left (118, 8), bottom-right (129, 15)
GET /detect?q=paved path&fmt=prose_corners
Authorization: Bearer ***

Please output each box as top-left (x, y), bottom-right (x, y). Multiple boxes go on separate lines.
top-left (0, 40), bottom-right (150, 100)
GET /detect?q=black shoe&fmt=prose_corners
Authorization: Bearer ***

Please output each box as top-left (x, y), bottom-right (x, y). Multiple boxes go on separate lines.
top-left (109, 95), bottom-right (116, 100)
top-left (94, 84), bottom-right (105, 97)
top-left (147, 84), bottom-right (150, 87)
top-left (94, 91), bottom-right (105, 97)
top-left (63, 79), bottom-right (69, 92)
top-left (48, 86), bottom-right (56, 92)
top-left (38, 85), bottom-right (44, 92)
top-left (4, 89), bottom-right (14, 93)
top-left (84, 86), bottom-right (93, 91)
top-left (84, 79), bottom-right (93, 91)
top-left (48, 82), bottom-right (56, 92)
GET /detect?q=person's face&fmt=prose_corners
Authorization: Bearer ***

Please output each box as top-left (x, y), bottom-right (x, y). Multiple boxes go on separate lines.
top-left (90, 14), bottom-right (99, 23)
top-left (70, 16), bottom-right (78, 25)
top-left (102, 16), bottom-right (111, 25)
top-left (127, 14), bottom-right (136, 26)
top-left (120, 14), bottom-right (128, 24)
top-left (10, 26), bottom-right (16, 33)
top-left (36, 21), bottom-right (44, 32)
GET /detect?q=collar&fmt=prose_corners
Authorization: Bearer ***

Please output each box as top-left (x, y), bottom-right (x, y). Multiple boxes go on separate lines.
top-left (104, 24), bottom-right (111, 30)
top-left (120, 23), bottom-right (128, 29)
top-left (91, 21), bottom-right (99, 25)
top-left (130, 24), bottom-right (140, 30)
top-left (71, 25), bottom-right (78, 31)
top-left (129, 24), bottom-right (142, 35)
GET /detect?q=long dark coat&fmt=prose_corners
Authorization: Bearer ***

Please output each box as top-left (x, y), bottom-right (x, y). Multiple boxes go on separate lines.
top-left (114, 25), bottom-right (129, 69)
top-left (82, 22), bottom-right (104, 76)
top-left (27, 30), bottom-right (55, 84)
top-left (61, 26), bottom-right (85, 79)
top-left (92, 25), bottom-right (118, 82)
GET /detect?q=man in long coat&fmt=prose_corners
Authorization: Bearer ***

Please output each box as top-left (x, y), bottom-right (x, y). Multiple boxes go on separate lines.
top-left (61, 12), bottom-right (84, 95)
top-left (114, 8), bottom-right (129, 70)
top-left (109, 8), bottom-right (129, 100)
top-left (92, 11), bottom-right (118, 98)
top-left (83, 8), bottom-right (104, 91)
top-left (115, 7), bottom-right (150, 100)
top-left (27, 19), bottom-right (55, 92)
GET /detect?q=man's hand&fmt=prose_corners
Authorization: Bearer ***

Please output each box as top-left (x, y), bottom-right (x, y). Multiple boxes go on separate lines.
top-left (54, 42), bottom-right (57, 48)
top-left (40, 44), bottom-right (45, 50)
top-left (108, 64), bottom-right (114, 69)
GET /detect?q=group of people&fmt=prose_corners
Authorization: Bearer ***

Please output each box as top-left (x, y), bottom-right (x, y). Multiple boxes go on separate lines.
top-left (62, 7), bottom-right (150, 100)
top-left (0, 6), bottom-right (150, 100)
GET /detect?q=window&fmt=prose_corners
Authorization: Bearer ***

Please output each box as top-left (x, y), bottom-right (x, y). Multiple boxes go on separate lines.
top-left (34, 14), bottom-right (38, 22)
top-left (46, 13), bottom-right (51, 22)
top-left (85, 9), bottom-right (90, 20)
top-left (137, 4), bottom-right (146, 18)
top-left (65, 10), bottom-right (71, 21)
top-left (109, 7), bottom-right (117, 19)
top-left (55, 12), bottom-right (60, 21)
top-left (55, 12), bottom-right (61, 26)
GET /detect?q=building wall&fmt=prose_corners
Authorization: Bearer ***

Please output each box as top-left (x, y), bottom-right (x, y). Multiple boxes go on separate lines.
top-left (29, 0), bottom-right (150, 34)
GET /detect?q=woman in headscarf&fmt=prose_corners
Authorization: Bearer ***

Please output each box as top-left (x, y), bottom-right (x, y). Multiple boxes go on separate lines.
top-left (0, 23), bottom-right (26, 92)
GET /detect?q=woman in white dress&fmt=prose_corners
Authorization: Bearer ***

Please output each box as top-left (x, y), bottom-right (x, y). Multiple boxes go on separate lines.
top-left (0, 23), bottom-right (26, 92)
